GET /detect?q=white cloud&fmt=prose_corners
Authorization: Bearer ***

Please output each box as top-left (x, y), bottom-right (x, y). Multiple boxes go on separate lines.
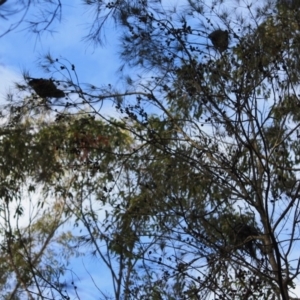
top-left (0, 64), bottom-right (21, 101)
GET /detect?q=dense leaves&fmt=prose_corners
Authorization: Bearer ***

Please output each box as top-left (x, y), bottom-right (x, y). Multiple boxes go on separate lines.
top-left (1, 0), bottom-right (300, 299)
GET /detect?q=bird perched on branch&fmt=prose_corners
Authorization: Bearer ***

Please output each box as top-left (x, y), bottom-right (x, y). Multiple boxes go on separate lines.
top-left (28, 78), bottom-right (65, 98)
top-left (208, 29), bottom-right (229, 52)
top-left (233, 222), bottom-right (260, 259)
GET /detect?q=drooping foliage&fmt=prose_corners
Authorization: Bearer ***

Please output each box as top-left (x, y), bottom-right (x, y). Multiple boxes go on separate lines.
top-left (1, 0), bottom-right (300, 299)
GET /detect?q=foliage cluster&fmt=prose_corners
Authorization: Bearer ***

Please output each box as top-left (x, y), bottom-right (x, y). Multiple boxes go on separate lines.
top-left (1, 0), bottom-right (300, 299)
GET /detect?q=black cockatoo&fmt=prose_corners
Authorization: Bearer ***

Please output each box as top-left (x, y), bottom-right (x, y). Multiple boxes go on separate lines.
top-left (208, 29), bottom-right (229, 52)
top-left (233, 222), bottom-right (260, 259)
top-left (28, 78), bottom-right (65, 98)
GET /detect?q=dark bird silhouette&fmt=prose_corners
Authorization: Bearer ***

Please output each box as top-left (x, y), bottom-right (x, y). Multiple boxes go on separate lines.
top-left (28, 78), bottom-right (65, 98)
top-left (233, 222), bottom-right (259, 259)
top-left (208, 30), bottom-right (229, 52)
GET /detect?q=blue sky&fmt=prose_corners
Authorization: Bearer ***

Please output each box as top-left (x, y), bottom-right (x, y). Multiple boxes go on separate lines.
top-left (0, 0), bottom-right (123, 99)
top-left (0, 1), bottom-right (129, 298)
top-left (1, 0), bottom-right (300, 299)
top-left (0, 1), bottom-right (190, 298)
